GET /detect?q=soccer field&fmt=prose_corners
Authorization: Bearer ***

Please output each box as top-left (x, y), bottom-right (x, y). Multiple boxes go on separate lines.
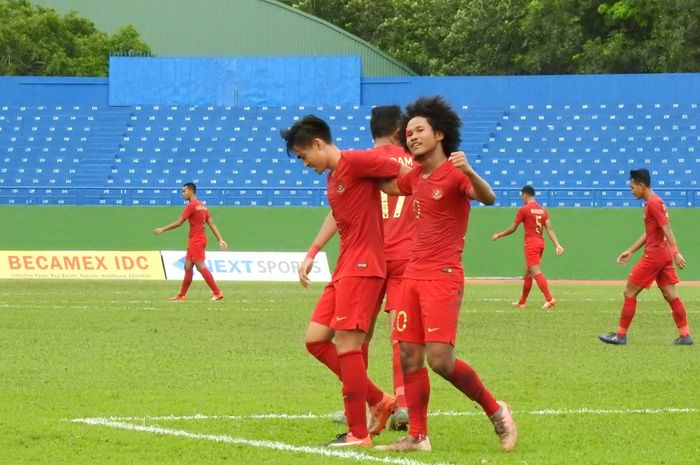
top-left (2, 279), bottom-right (698, 465)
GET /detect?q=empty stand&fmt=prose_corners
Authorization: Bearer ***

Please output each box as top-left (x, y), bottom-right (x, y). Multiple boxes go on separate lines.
top-left (0, 102), bottom-right (698, 206)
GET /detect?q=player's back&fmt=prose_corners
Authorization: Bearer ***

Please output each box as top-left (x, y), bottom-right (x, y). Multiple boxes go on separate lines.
top-left (372, 145), bottom-right (416, 261)
top-left (516, 201), bottom-right (547, 246)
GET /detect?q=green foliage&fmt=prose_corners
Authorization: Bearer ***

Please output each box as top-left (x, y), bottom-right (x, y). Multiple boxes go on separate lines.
top-left (0, 0), bottom-right (150, 76)
top-left (2, 279), bottom-right (699, 464)
top-left (281, 0), bottom-right (700, 75)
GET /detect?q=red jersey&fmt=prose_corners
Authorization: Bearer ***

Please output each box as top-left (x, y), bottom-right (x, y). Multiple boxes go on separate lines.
top-left (514, 201), bottom-right (549, 248)
top-left (374, 145), bottom-right (416, 261)
top-left (328, 150), bottom-right (402, 281)
top-left (181, 198), bottom-right (210, 238)
top-left (643, 194), bottom-right (672, 261)
top-left (396, 160), bottom-right (472, 282)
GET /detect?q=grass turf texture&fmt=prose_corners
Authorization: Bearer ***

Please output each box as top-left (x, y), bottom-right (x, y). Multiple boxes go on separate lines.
top-left (2, 279), bottom-right (698, 464)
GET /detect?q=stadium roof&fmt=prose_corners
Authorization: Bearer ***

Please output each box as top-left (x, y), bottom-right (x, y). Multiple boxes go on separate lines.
top-left (33, 0), bottom-right (416, 76)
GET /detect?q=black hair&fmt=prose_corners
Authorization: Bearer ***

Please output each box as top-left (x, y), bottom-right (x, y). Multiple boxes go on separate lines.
top-left (630, 168), bottom-right (651, 187)
top-left (521, 185), bottom-right (536, 197)
top-left (399, 96), bottom-right (462, 155)
top-left (370, 105), bottom-right (402, 139)
top-left (280, 115), bottom-right (332, 156)
top-left (183, 182), bottom-right (196, 193)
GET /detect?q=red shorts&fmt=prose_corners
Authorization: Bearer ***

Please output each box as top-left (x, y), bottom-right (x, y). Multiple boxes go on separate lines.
top-left (524, 244), bottom-right (544, 267)
top-left (383, 259), bottom-right (408, 313)
top-left (186, 236), bottom-right (207, 263)
top-left (311, 277), bottom-right (385, 333)
top-left (629, 255), bottom-right (680, 289)
top-left (392, 278), bottom-right (464, 346)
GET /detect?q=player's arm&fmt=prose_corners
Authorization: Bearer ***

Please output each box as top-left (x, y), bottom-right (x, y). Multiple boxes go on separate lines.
top-left (617, 233), bottom-right (646, 264)
top-left (492, 223), bottom-right (518, 241)
top-left (544, 219), bottom-right (565, 255)
top-left (206, 216), bottom-right (228, 250)
top-left (153, 217), bottom-right (185, 235)
top-left (299, 211), bottom-right (338, 288)
top-left (380, 178), bottom-right (401, 196)
top-left (661, 224), bottom-right (686, 269)
top-left (449, 151), bottom-right (496, 205)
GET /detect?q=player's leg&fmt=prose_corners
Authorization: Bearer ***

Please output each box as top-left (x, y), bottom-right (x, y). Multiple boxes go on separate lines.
top-left (513, 263), bottom-right (531, 308)
top-left (425, 342), bottom-right (516, 451)
top-left (193, 260), bottom-right (223, 300)
top-left (306, 283), bottom-right (342, 376)
top-left (383, 261), bottom-right (409, 429)
top-left (376, 278), bottom-right (431, 451)
top-left (170, 258), bottom-right (194, 300)
top-left (658, 270), bottom-right (692, 344)
top-left (599, 279), bottom-right (644, 344)
top-left (528, 253), bottom-right (555, 308)
top-left (328, 278), bottom-right (394, 446)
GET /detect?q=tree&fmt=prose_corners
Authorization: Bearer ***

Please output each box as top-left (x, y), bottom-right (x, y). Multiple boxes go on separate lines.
top-left (0, 0), bottom-right (151, 76)
top-left (280, 0), bottom-right (700, 75)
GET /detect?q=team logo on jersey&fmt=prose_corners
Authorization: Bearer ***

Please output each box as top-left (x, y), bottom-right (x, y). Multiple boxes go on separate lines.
top-left (432, 187), bottom-right (443, 200)
top-left (336, 183), bottom-right (345, 193)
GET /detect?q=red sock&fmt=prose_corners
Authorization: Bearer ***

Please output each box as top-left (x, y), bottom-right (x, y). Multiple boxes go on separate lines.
top-left (306, 341), bottom-right (342, 378)
top-left (534, 273), bottom-right (553, 302)
top-left (338, 350), bottom-right (369, 439)
top-left (179, 269), bottom-right (193, 296)
top-left (392, 341), bottom-right (407, 408)
top-left (519, 276), bottom-right (533, 304)
top-left (305, 341), bottom-right (384, 406)
top-left (361, 342), bottom-right (369, 368)
top-left (617, 296), bottom-right (637, 337)
top-left (199, 268), bottom-right (221, 294)
top-left (669, 297), bottom-right (690, 337)
top-left (449, 359), bottom-right (500, 417)
top-left (404, 367), bottom-right (430, 438)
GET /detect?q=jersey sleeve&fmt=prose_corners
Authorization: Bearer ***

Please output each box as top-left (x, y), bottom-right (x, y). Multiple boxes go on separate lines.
top-left (181, 203), bottom-right (194, 219)
top-left (458, 172), bottom-right (472, 201)
top-left (649, 199), bottom-right (670, 227)
top-left (348, 150), bottom-right (401, 180)
top-left (396, 166), bottom-right (419, 195)
top-left (514, 206), bottom-right (525, 225)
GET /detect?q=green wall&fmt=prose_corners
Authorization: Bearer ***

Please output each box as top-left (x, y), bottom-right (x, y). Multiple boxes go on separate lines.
top-left (2, 206), bottom-right (698, 280)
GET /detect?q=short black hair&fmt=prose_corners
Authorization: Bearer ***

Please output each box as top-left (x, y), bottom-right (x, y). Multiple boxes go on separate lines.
top-left (370, 105), bottom-right (402, 139)
top-left (521, 185), bottom-right (536, 197)
top-left (183, 182), bottom-right (196, 193)
top-left (280, 115), bottom-right (332, 156)
top-left (399, 96), bottom-right (462, 156)
top-left (630, 168), bottom-right (651, 187)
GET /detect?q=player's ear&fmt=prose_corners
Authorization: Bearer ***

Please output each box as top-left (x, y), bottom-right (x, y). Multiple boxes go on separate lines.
top-left (434, 130), bottom-right (444, 142)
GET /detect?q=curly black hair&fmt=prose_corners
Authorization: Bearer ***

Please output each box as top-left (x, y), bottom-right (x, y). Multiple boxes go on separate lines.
top-left (399, 96), bottom-right (462, 156)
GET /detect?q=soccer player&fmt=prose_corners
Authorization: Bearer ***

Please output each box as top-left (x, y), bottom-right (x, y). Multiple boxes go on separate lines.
top-left (281, 115), bottom-right (407, 448)
top-left (598, 169), bottom-right (693, 345)
top-left (299, 105), bottom-right (414, 431)
top-left (376, 96), bottom-right (517, 452)
top-left (153, 182), bottom-right (227, 301)
top-left (491, 185), bottom-right (564, 309)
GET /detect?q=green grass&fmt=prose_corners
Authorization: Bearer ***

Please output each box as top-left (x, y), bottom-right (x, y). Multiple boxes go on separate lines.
top-left (1, 280), bottom-right (698, 464)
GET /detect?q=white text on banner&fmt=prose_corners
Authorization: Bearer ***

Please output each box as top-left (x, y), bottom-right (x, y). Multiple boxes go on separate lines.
top-left (160, 251), bottom-right (331, 282)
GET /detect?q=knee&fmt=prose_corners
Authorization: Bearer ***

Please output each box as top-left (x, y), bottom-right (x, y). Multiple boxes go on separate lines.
top-left (427, 354), bottom-right (454, 379)
top-left (399, 347), bottom-right (422, 373)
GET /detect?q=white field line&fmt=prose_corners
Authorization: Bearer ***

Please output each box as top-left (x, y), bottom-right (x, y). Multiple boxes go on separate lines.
top-left (71, 417), bottom-right (447, 465)
top-left (73, 406), bottom-right (696, 423)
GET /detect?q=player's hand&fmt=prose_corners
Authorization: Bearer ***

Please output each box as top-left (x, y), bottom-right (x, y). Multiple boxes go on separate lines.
top-left (298, 256), bottom-right (314, 288)
top-left (674, 251), bottom-right (687, 269)
top-left (219, 239), bottom-right (228, 250)
top-left (617, 250), bottom-right (632, 264)
top-left (491, 233), bottom-right (500, 241)
top-left (153, 227), bottom-right (163, 236)
top-left (555, 245), bottom-right (565, 255)
top-left (448, 151), bottom-right (473, 174)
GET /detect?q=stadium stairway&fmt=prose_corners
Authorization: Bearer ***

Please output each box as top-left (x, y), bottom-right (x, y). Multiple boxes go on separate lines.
top-left (72, 107), bottom-right (131, 186)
